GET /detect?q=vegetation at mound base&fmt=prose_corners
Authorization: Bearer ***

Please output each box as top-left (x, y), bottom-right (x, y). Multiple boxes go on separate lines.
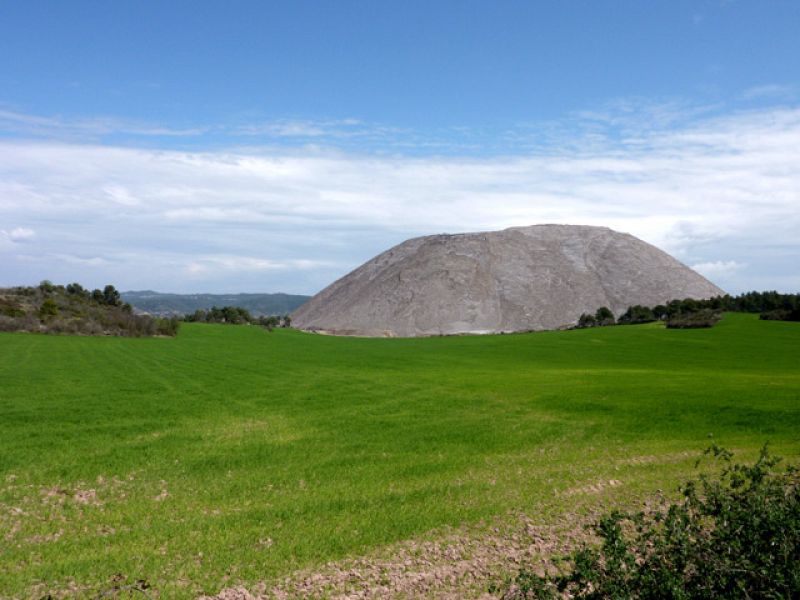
top-left (183, 306), bottom-right (292, 329)
top-left (0, 314), bottom-right (798, 598)
top-left (577, 291), bottom-right (800, 331)
top-left (497, 445), bottom-right (799, 599)
top-left (0, 281), bottom-right (179, 336)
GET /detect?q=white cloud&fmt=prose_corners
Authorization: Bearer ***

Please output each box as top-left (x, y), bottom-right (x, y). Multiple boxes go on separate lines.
top-left (691, 260), bottom-right (745, 278)
top-left (104, 185), bottom-right (141, 206)
top-left (0, 103), bottom-right (799, 294)
top-left (2, 227), bottom-right (36, 242)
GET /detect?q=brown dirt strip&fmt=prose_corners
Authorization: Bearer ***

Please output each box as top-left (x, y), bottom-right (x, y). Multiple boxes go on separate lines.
top-left (200, 461), bottom-right (683, 600)
top-left (199, 511), bottom-right (607, 600)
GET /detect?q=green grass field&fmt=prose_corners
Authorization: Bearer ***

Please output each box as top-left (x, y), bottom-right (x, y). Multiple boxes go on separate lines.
top-left (1, 313), bottom-right (798, 597)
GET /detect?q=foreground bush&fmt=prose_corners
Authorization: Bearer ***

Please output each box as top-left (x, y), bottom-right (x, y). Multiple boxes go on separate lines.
top-left (498, 445), bottom-right (799, 599)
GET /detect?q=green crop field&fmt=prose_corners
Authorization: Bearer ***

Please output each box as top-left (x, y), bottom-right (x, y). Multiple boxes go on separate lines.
top-left (1, 313), bottom-right (799, 598)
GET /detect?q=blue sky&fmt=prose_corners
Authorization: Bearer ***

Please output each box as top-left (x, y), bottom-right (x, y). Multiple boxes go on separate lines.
top-left (1, 1), bottom-right (799, 294)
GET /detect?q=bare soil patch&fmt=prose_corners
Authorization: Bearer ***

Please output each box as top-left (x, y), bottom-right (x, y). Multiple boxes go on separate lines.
top-left (200, 511), bottom-right (603, 600)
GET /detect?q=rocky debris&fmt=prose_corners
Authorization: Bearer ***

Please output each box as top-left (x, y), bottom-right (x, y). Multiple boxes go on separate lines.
top-left (292, 224), bottom-right (724, 337)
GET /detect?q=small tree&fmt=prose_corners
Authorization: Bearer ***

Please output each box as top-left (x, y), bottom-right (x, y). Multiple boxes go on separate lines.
top-left (595, 306), bottom-right (615, 326)
top-left (577, 313), bottom-right (596, 328)
top-left (66, 282), bottom-right (86, 296)
top-left (102, 285), bottom-right (121, 306)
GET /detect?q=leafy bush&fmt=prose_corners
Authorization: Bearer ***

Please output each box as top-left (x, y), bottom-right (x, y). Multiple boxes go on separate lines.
top-left (497, 445), bottom-right (800, 599)
top-left (0, 300), bottom-right (26, 318)
top-left (618, 305), bottom-right (656, 325)
top-left (65, 282), bottom-right (87, 297)
top-left (760, 308), bottom-right (800, 322)
top-left (155, 317), bottom-right (180, 336)
top-left (666, 309), bottom-right (722, 329)
top-left (576, 309), bottom-right (613, 329)
top-left (595, 306), bottom-right (615, 326)
top-left (38, 298), bottom-right (59, 318)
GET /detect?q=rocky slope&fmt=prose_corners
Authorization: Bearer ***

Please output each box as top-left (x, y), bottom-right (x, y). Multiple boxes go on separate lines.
top-left (292, 224), bottom-right (724, 337)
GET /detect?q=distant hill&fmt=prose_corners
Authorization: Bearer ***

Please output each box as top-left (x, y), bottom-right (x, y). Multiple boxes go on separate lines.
top-left (122, 290), bottom-right (311, 316)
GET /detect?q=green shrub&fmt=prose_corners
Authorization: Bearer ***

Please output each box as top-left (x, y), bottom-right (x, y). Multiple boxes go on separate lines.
top-left (760, 308), bottom-right (800, 322)
top-left (155, 317), bottom-right (180, 336)
top-left (618, 305), bottom-right (656, 325)
top-left (666, 309), bottom-right (721, 329)
top-left (38, 298), bottom-right (59, 318)
top-left (595, 306), bottom-right (615, 326)
top-left (0, 302), bottom-right (25, 318)
top-left (497, 445), bottom-right (800, 599)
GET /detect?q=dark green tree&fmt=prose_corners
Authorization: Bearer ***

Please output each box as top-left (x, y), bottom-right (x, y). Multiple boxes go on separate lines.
top-left (618, 305), bottom-right (655, 325)
top-left (595, 306), bottom-right (615, 326)
top-left (102, 285), bottom-right (121, 306)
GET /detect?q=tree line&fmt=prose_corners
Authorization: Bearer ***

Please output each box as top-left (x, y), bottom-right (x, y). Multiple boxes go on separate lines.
top-left (576, 291), bottom-right (800, 330)
top-left (183, 306), bottom-right (292, 330)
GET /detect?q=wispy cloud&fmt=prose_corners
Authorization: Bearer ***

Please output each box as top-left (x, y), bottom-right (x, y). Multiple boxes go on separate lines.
top-left (1, 227), bottom-right (36, 242)
top-left (740, 84), bottom-right (795, 101)
top-left (691, 260), bottom-right (745, 279)
top-left (1, 101), bottom-right (798, 294)
top-left (0, 109), bottom-right (206, 139)
top-left (235, 118), bottom-right (367, 138)
top-left (185, 256), bottom-right (331, 275)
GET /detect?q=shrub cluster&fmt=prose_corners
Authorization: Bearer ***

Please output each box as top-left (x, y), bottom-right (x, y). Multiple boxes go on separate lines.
top-left (760, 308), bottom-right (800, 322)
top-left (183, 306), bottom-right (292, 330)
top-left (496, 445), bottom-right (800, 599)
top-left (577, 306), bottom-right (616, 328)
top-left (0, 281), bottom-right (179, 337)
top-left (665, 308), bottom-right (722, 329)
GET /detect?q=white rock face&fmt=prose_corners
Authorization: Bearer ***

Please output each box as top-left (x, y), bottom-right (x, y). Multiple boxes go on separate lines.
top-left (292, 224), bottom-right (725, 337)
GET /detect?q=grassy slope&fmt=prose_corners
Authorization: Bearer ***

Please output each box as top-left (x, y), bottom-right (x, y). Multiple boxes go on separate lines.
top-left (0, 314), bottom-right (798, 597)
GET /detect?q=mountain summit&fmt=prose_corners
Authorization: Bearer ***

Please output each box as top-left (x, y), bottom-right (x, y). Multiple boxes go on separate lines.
top-left (292, 224), bottom-right (724, 337)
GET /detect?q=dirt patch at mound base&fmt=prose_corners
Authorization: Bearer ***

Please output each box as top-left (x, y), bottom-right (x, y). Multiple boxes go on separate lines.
top-left (199, 511), bottom-right (607, 600)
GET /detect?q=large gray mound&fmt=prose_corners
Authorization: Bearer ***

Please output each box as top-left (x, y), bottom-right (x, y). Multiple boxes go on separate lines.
top-left (292, 224), bottom-right (725, 337)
